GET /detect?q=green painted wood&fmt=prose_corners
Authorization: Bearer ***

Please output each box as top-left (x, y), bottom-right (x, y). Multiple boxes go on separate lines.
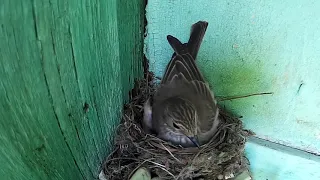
top-left (0, 0), bottom-right (144, 179)
top-left (117, 0), bottom-right (145, 100)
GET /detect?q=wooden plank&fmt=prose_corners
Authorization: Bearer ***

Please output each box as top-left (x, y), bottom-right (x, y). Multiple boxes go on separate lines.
top-left (117, 0), bottom-right (145, 100)
top-left (0, 0), bottom-right (144, 179)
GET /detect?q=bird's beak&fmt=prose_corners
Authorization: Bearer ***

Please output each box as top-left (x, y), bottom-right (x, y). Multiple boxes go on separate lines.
top-left (188, 136), bottom-right (200, 147)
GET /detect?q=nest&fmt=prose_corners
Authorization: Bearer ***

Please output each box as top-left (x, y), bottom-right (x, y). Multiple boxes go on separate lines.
top-left (103, 72), bottom-right (254, 180)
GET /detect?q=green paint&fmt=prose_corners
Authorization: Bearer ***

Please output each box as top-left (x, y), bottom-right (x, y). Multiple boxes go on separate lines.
top-left (0, 0), bottom-right (144, 179)
top-left (246, 137), bottom-right (320, 179)
top-left (117, 0), bottom-right (145, 100)
top-left (145, 0), bottom-right (320, 178)
top-left (198, 56), bottom-right (271, 117)
top-left (198, 58), bottom-right (265, 97)
top-left (145, 0), bottom-right (320, 153)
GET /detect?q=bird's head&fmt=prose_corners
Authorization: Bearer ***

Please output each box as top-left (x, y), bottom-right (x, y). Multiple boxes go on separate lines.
top-left (171, 119), bottom-right (200, 147)
top-left (161, 97), bottom-right (201, 147)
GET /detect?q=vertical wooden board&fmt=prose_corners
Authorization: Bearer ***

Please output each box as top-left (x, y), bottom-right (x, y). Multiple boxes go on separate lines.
top-left (0, 0), bottom-right (144, 179)
top-left (117, 0), bottom-right (145, 100)
top-left (0, 0), bottom-right (84, 179)
top-left (42, 0), bottom-right (98, 178)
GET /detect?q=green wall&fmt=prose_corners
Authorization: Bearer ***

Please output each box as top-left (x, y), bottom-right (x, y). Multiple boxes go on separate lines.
top-left (145, 0), bottom-right (320, 154)
top-left (145, 0), bottom-right (320, 179)
top-left (0, 0), bottom-right (144, 179)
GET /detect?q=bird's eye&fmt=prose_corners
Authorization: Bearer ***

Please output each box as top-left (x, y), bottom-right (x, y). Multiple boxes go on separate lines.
top-left (173, 122), bottom-right (180, 129)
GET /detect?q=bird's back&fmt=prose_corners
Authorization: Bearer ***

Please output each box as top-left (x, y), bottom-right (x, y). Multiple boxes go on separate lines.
top-left (151, 21), bottom-right (220, 145)
top-left (153, 56), bottom-right (219, 133)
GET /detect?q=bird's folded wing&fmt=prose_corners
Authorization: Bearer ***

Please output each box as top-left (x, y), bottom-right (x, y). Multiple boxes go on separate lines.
top-left (162, 54), bottom-right (204, 84)
top-left (189, 80), bottom-right (219, 132)
top-left (155, 73), bottom-right (219, 132)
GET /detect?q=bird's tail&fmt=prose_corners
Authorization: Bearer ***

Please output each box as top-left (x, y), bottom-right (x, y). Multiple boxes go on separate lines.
top-left (187, 21), bottom-right (208, 60)
top-left (167, 21), bottom-right (208, 60)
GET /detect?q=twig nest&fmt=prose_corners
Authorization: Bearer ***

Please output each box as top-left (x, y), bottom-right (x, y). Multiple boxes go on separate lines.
top-left (103, 74), bottom-right (254, 180)
top-left (151, 177), bottom-right (163, 180)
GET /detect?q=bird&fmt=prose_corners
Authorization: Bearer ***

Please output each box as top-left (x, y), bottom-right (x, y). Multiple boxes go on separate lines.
top-left (143, 21), bottom-right (220, 148)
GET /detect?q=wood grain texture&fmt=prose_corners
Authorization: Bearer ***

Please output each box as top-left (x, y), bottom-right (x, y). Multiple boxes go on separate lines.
top-left (0, 0), bottom-right (144, 179)
top-left (117, 0), bottom-right (145, 100)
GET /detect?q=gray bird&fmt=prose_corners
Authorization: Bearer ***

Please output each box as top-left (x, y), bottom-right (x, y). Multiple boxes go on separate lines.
top-left (143, 21), bottom-right (220, 147)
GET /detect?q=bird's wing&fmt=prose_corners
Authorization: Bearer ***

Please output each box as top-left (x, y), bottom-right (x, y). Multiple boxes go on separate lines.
top-left (161, 54), bottom-right (204, 84)
top-left (188, 80), bottom-right (219, 132)
top-left (155, 72), bottom-right (219, 132)
top-left (162, 21), bottom-right (208, 84)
